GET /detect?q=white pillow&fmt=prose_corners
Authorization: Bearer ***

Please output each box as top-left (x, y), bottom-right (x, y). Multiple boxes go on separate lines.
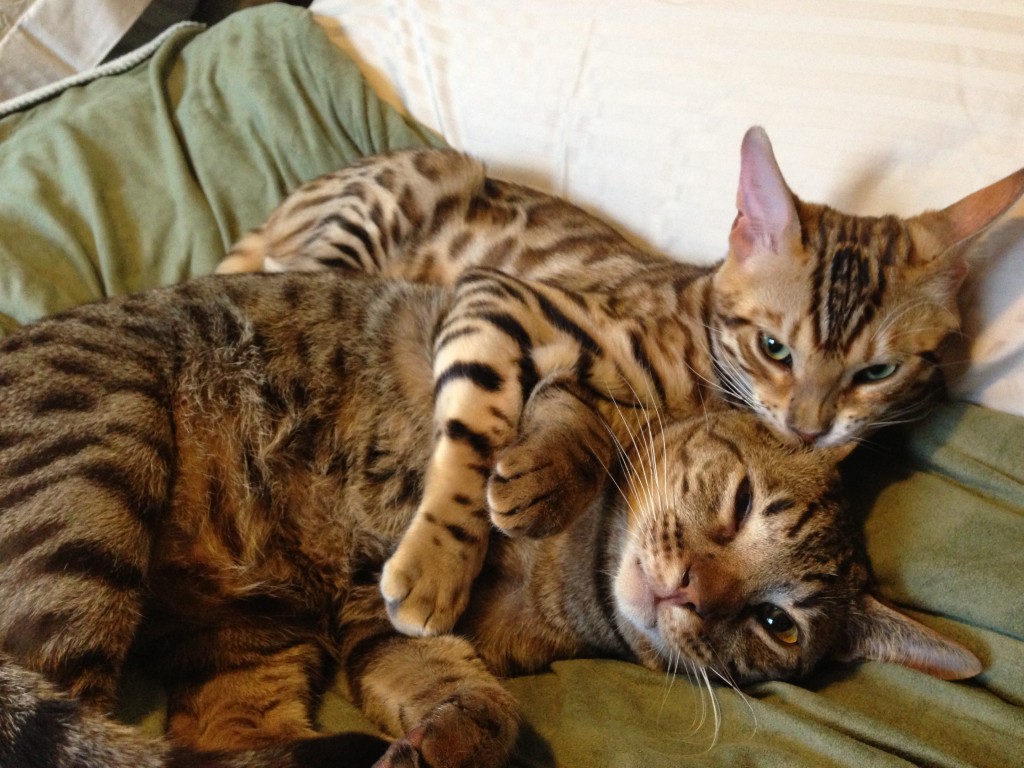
top-left (311, 0), bottom-right (1024, 417)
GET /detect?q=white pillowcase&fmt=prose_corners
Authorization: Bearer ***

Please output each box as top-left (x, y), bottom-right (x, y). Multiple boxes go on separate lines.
top-left (311, 0), bottom-right (1024, 417)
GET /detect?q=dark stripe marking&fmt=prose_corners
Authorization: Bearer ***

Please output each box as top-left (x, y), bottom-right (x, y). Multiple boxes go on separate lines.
top-left (787, 502), bottom-right (819, 539)
top-left (444, 419), bottom-right (493, 458)
top-left (33, 540), bottom-right (145, 593)
top-left (434, 362), bottom-right (504, 397)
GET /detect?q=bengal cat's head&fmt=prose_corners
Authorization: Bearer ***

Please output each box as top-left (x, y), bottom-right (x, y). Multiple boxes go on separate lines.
top-left (612, 410), bottom-right (980, 685)
top-left (710, 127), bottom-right (1024, 450)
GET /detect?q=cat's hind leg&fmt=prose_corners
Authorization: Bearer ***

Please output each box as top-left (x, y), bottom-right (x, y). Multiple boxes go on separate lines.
top-left (215, 149), bottom-right (486, 279)
top-left (163, 641), bottom-right (329, 752)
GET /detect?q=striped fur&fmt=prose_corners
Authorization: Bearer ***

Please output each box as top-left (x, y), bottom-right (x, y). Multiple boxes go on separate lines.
top-left (0, 273), bottom-right (980, 766)
top-left (217, 129), bottom-right (1024, 636)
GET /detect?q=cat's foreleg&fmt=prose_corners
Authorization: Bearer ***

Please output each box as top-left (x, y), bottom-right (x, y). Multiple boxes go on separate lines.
top-left (379, 271), bottom-right (545, 636)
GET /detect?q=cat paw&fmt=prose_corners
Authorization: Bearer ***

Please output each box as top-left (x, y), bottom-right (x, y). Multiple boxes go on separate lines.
top-left (375, 689), bottom-right (518, 768)
top-left (487, 438), bottom-right (605, 538)
top-left (379, 528), bottom-right (479, 637)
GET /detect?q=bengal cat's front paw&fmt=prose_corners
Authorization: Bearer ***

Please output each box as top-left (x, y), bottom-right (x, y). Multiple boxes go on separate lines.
top-left (379, 520), bottom-right (484, 637)
top-left (487, 437), bottom-right (606, 538)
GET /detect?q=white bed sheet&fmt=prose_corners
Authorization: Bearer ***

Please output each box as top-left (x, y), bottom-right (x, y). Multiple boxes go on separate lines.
top-left (311, 0), bottom-right (1024, 417)
top-left (0, 0), bottom-right (150, 101)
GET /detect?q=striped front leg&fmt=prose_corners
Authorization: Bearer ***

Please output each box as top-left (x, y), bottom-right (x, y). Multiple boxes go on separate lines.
top-left (379, 270), bottom-right (546, 636)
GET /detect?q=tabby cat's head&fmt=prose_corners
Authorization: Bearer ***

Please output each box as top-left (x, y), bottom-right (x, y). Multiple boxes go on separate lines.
top-left (612, 410), bottom-right (980, 685)
top-left (711, 127), bottom-right (1024, 450)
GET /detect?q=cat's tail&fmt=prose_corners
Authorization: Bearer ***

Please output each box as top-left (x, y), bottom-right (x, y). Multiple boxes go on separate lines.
top-left (0, 656), bottom-right (389, 768)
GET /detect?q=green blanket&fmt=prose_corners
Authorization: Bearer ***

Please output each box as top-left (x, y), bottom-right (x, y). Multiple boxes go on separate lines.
top-left (1, 6), bottom-right (1021, 766)
top-left (0, 7), bottom-right (441, 335)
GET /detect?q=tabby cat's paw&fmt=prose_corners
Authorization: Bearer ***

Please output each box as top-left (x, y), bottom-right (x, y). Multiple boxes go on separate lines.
top-left (379, 527), bottom-right (480, 637)
top-left (487, 440), bottom-right (604, 538)
top-left (374, 687), bottom-right (518, 768)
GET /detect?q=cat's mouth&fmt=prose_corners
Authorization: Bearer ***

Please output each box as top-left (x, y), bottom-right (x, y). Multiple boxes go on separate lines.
top-left (615, 554), bottom-right (701, 640)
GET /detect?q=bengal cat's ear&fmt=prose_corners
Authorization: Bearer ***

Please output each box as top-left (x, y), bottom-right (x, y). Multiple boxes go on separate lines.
top-left (837, 593), bottom-right (983, 681)
top-left (907, 166), bottom-right (1024, 292)
top-left (728, 126), bottom-right (802, 264)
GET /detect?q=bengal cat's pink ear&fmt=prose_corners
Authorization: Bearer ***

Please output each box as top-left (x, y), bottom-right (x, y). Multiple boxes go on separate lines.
top-left (838, 593), bottom-right (983, 680)
top-left (907, 166), bottom-right (1024, 274)
top-left (728, 126), bottom-right (801, 264)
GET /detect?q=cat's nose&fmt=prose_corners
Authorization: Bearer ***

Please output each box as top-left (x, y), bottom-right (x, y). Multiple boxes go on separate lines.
top-left (661, 564), bottom-right (742, 620)
top-left (658, 567), bottom-right (708, 617)
top-left (654, 567), bottom-right (700, 614)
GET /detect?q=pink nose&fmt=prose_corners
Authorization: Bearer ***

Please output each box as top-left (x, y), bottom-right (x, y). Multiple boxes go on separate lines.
top-left (656, 567), bottom-right (703, 615)
top-left (656, 564), bottom-right (742, 620)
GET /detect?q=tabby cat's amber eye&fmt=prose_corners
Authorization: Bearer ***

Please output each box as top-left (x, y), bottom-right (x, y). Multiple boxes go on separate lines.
top-left (756, 604), bottom-right (799, 644)
top-left (855, 363), bottom-right (898, 383)
top-left (758, 332), bottom-right (792, 366)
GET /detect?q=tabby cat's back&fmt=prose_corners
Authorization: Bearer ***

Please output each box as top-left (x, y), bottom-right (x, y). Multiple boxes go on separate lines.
top-left (0, 274), bottom-right (439, 707)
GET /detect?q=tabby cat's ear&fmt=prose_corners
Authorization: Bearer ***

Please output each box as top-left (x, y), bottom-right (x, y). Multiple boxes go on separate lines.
top-left (838, 593), bottom-right (983, 680)
top-left (728, 126), bottom-right (801, 264)
top-left (906, 166), bottom-right (1024, 293)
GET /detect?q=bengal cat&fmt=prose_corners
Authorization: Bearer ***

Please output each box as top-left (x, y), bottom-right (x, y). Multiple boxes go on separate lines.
top-left (216, 127), bottom-right (1024, 636)
top-left (0, 271), bottom-right (979, 768)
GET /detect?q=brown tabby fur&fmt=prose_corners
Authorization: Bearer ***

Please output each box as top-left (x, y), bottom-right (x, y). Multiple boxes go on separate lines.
top-left (217, 128), bottom-right (1024, 636)
top-left (0, 272), bottom-right (978, 768)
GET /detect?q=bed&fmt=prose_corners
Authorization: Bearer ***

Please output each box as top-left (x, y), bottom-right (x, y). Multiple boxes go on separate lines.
top-left (0, 3), bottom-right (1021, 766)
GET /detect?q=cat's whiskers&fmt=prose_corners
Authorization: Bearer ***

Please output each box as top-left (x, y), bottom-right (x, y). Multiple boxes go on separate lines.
top-left (618, 370), bottom-right (675, 541)
top-left (597, 422), bottom-right (652, 552)
top-left (604, 383), bottom-right (661, 546)
top-left (687, 659), bottom-right (720, 746)
top-left (708, 347), bottom-right (760, 414)
top-left (699, 666), bottom-right (723, 750)
top-left (865, 396), bottom-right (939, 432)
top-left (658, 647), bottom-right (682, 722)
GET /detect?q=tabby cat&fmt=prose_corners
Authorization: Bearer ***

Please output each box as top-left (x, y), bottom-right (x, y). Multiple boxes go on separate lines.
top-left (0, 272), bottom-right (978, 768)
top-left (217, 127), bottom-right (1024, 636)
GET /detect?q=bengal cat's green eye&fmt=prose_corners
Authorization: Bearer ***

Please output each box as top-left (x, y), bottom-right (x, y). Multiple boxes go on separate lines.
top-left (756, 604), bottom-right (799, 645)
top-left (758, 333), bottom-right (792, 367)
top-left (855, 363), bottom-right (898, 383)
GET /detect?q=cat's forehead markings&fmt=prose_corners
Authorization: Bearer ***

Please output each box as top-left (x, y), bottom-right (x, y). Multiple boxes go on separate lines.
top-left (801, 208), bottom-right (909, 355)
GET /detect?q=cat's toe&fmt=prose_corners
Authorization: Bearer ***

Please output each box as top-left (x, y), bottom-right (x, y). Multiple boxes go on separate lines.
top-left (488, 456), bottom-right (587, 538)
